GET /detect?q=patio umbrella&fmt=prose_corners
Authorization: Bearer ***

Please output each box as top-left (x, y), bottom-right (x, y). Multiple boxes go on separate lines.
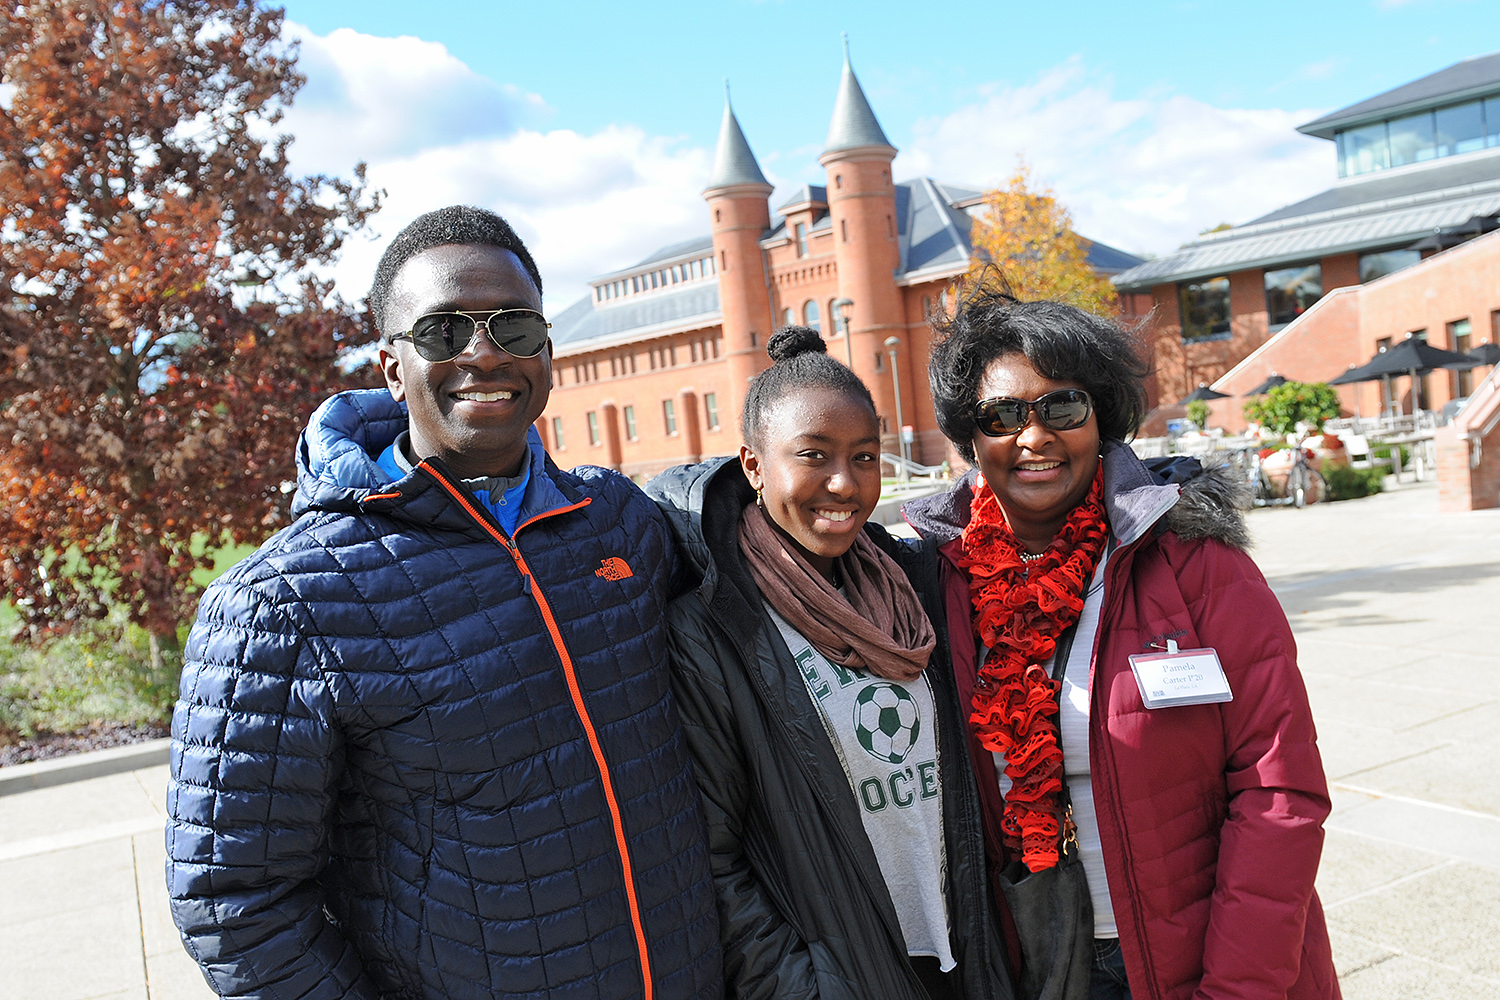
top-left (1352, 337), bottom-right (1478, 378)
top-left (1244, 373), bottom-right (1288, 395)
top-left (1468, 342), bottom-right (1500, 366)
top-left (1327, 338), bottom-right (1479, 414)
top-left (1179, 384), bottom-right (1229, 404)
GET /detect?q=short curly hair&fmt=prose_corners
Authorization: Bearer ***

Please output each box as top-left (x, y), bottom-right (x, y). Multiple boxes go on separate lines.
top-left (928, 284), bottom-right (1149, 463)
top-left (741, 326), bottom-right (875, 449)
top-left (368, 205), bottom-right (543, 338)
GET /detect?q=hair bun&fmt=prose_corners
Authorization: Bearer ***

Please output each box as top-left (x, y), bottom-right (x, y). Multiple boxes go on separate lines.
top-left (766, 325), bottom-right (828, 364)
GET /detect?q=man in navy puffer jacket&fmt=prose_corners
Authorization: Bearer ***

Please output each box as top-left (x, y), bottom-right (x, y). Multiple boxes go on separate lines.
top-left (165, 206), bottom-right (722, 1000)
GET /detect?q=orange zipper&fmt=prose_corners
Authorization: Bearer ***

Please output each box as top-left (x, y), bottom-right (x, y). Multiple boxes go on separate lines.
top-left (418, 463), bottom-right (655, 1000)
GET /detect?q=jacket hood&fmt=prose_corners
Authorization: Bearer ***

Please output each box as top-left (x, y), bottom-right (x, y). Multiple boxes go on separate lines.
top-left (292, 389), bottom-right (408, 517)
top-left (644, 456), bottom-right (753, 597)
top-left (902, 439), bottom-right (1250, 551)
top-left (289, 388), bottom-right (564, 531)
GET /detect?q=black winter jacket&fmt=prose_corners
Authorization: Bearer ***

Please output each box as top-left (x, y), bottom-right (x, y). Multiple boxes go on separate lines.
top-left (166, 389), bottom-right (722, 1000)
top-left (646, 457), bottom-right (1013, 1000)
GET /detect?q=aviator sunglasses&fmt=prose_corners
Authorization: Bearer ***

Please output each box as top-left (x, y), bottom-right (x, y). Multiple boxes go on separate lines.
top-left (973, 388), bottom-right (1094, 437)
top-left (392, 308), bottom-right (552, 362)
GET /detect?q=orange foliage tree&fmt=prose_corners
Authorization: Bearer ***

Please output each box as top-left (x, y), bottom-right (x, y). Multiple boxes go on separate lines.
top-left (965, 161), bottom-right (1117, 314)
top-left (0, 0), bottom-right (380, 665)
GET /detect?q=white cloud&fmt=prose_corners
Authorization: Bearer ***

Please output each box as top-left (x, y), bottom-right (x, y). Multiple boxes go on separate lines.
top-left (342, 127), bottom-right (714, 313)
top-left (277, 25), bottom-right (547, 175)
top-left (898, 59), bottom-right (1332, 258)
top-left (273, 24), bottom-right (717, 314)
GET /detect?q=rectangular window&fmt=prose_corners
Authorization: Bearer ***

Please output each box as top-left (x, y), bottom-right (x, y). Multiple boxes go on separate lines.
top-left (1339, 121), bottom-right (1390, 177)
top-left (1388, 110), bottom-right (1437, 167)
top-left (1177, 277), bottom-right (1232, 342)
top-left (587, 411), bottom-right (600, 447)
top-left (795, 222), bottom-right (808, 257)
top-left (1487, 98), bottom-right (1500, 147)
top-left (704, 392), bottom-right (719, 430)
top-left (1264, 263), bottom-right (1322, 327)
top-left (1359, 249), bottom-right (1421, 283)
top-left (841, 219), bottom-right (849, 242)
top-left (663, 399), bottom-right (677, 436)
top-left (624, 405), bottom-right (637, 441)
top-left (874, 351), bottom-right (885, 373)
top-left (1436, 101), bottom-right (1487, 156)
top-left (551, 416), bottom-right (565, 450)
top-left (1450, 319), bottom-right (1473, 397)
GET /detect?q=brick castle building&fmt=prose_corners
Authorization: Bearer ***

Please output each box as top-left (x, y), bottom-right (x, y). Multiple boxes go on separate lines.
top-left (536, 53), bottom-right (1140, 480)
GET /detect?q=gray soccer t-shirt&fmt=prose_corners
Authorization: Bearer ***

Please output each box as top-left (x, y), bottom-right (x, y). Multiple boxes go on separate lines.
top-left (766, 603), bottom-right (957, 971)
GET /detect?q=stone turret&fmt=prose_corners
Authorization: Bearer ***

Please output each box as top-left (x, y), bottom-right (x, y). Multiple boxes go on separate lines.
top-left (704, 87), bottom-right (775, 424)
top-left (820, 44), bottom-right (904, 449)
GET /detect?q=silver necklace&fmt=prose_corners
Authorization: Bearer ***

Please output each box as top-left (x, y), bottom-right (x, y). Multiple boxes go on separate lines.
top-left (1020, 550), bottom-right (1046, 563)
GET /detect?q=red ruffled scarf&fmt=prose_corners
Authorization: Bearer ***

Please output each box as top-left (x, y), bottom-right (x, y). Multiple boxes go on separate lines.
top-left (959, 466), bottom-right (1108, 872)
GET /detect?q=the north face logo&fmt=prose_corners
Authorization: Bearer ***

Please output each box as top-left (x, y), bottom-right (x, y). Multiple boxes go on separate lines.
top-left (595, 557), bottom-right (633, 581)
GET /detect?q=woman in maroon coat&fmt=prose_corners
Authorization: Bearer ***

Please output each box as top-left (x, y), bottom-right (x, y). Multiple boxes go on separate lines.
top-left (903, 286), bottom-right (1340, 1000)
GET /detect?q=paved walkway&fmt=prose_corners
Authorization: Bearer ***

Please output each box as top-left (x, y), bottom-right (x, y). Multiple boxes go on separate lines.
top-left (1, 480), bottom-right (1496, 999)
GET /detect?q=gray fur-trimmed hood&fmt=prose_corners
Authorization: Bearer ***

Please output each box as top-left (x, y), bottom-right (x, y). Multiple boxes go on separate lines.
top-left (902, 439), bottom-right (1251, 552)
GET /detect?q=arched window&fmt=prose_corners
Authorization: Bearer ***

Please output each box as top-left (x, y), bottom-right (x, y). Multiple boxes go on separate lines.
top-left (782, 308), bottom-right (796, 329)
top-left (829, 299), bottom-right (843, 335)
top-left (803, 300), bottom-right (820, 333)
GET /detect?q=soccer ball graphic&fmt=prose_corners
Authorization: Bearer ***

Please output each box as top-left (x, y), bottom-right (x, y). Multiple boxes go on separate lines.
top-left (854, 683), bottom-right (921, 764)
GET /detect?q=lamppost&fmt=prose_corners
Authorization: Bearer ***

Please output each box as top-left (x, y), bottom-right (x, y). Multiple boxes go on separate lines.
top-left (884, 336), bottom-right (908, 481)
top-left (832, 297), bottom-right (854, 367)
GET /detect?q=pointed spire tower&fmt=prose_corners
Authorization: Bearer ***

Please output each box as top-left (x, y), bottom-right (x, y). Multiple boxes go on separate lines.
top-left (704, 84), bottom-right (776, 414)
top-left (820, 39), bottom-right (904, 448)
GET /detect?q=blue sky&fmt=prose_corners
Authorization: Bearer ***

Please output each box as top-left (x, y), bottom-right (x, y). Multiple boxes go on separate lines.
top-left (267, 0), bottom-right (1500, 311)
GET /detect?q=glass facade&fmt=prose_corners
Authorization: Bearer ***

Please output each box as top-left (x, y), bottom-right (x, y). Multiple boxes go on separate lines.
top-left (1264, 263), bottom-right (1322, 327)
top-left (1337, 93), bottom-right (1500, 177)
top-left (1358, 249), bottom-right (1421, 283)
top-left (1178, 277), bottom-right (1232, 342)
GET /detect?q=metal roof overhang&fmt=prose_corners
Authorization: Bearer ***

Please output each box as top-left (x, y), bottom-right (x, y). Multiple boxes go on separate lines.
top-left (1114, 187), bottom-right (1500, 290)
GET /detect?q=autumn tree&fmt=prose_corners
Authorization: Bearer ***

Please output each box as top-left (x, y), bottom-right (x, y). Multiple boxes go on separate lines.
top-left (964, 161), bottom-right (1117, 314)
top-left (0, 0), bottom-right (380, 669)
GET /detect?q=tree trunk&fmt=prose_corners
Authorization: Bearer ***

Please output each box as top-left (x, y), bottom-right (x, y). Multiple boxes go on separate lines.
top-left (148, 629), bottom-right (181, 680)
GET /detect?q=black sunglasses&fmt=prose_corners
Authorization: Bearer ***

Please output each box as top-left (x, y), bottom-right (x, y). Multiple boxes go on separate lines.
top-left (391, 308), bottom-right (551, 363)
top-left (974, 388), bottom-right (1094, 437)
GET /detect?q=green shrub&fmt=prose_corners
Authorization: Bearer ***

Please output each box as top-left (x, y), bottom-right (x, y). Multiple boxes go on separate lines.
top-left (1323, 463), bottom-right (1386, 502)
top-left (1243, 381), bottom-right (1342, 434)
top-left (1185, 400), bottom-right (1210, 430)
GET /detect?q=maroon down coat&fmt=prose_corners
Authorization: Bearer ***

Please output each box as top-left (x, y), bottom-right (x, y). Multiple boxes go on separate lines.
top-left (904, 442), bottom-right (1341, 1000)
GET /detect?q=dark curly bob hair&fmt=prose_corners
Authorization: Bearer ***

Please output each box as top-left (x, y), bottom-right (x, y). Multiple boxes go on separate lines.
top-left (929, 284), bottom-right (1150, 463)
top-left (741, 326), bottom-right (875, 448)
top-left (368, 205), bottom-right (543, 338)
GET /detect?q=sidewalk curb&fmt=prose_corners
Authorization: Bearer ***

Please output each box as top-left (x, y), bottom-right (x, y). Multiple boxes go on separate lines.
top-left (0, 738), bottom-right (171, 796)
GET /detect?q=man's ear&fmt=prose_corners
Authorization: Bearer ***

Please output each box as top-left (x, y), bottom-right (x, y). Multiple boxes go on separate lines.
top-left (379, 342), bottom-right (406, 402)
top-left (739, 444), bottom-right (764, 493)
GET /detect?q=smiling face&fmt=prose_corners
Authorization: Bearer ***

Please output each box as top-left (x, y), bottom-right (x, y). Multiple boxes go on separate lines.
top-left (971, 353), bottom-right (1101, 552)
top-left (379, 243), bottom-right (550, 479)
top-left (740, 386), bottom-right (882, 582)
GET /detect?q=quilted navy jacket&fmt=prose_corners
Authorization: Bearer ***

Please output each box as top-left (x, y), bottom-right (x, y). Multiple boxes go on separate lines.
top-left (166, 389), bottom-right (723, 1000)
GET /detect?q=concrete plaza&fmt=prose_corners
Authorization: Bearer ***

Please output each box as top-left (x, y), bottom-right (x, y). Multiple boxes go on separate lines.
top-left (1, 479), bottom-right (1496, 999)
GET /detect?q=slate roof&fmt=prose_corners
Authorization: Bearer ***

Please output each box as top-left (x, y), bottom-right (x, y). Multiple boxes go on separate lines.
top-left (551, 178), bottom-right (1143, 353)
top-left (706, 97), bottom-right (772, 191)
top-left (777, 185), bottom-right (828, 210)
top-left (1299, 51), bottom-right (1500, 139)
top-left (823, 56), bottom-right (895, 156)
top-left (550, 282), bottom-right (721, 353)
top-left (1113, 164), bottom-right (1500, 290)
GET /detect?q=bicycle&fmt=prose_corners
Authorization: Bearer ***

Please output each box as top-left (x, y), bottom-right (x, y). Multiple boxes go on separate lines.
top-left (1247, 446), bottom-right (1326, 508)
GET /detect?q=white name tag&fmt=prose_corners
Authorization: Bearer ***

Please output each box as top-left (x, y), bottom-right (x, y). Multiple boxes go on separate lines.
top-left (1127, 641), bottom-right (1233, 709)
